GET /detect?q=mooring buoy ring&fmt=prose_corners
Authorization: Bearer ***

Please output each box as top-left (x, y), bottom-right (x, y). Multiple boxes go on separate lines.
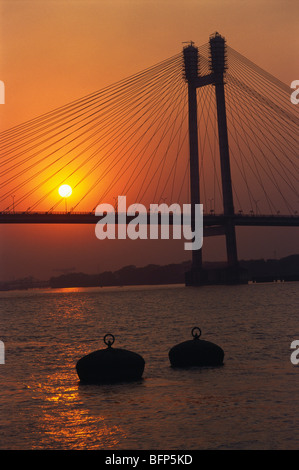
top-left (192, 327), bottom-right (202, 339)
top-left (104, 333), bottom-right (115, 348)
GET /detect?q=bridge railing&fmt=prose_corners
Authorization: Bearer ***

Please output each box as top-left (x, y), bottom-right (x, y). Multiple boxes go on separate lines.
top-left (0, 210), bottom-right (298, 219)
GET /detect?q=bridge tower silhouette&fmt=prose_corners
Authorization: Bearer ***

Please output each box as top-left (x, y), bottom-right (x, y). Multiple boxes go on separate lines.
top-left (184, 33), bottom-right (244, 286)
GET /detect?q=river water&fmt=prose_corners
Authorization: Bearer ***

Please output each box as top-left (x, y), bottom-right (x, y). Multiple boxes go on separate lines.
top-left (0, 282), bottom-right (298, 450)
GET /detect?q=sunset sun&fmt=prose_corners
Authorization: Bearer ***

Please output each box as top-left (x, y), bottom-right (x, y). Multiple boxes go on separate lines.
top-left (58, 184), bottom-right (72, 198)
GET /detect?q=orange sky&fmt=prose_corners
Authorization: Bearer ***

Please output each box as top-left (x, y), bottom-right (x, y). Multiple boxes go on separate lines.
top-left (1, 0), bottom-right (298, 129)
top-left (0, 0), bottom-right (298, 281)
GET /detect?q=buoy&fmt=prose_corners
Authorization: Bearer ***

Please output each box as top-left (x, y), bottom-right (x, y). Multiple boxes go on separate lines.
top-left (76, 334), bottom-right (145, 384)
top-left (169, 327), bottom-right (224, 368)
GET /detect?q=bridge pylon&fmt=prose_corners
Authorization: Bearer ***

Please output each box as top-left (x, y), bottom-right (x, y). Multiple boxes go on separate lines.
top-left (183, 33), bottom-right (247, 286)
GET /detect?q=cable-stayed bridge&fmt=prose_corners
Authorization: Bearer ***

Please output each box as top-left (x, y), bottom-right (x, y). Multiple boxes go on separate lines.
top-left (0, 33), bottom-right (298, 285)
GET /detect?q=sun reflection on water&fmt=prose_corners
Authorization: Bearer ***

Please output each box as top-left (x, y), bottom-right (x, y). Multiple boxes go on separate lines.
top-left (31, 379), bottom-right (127, 450)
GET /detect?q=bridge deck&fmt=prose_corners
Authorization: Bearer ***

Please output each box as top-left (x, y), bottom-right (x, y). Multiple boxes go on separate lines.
top-left (0, 212), bottom-right (298, 227)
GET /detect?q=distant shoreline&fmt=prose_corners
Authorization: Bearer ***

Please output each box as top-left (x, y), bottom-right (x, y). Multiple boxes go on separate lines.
top-left (1, 255), bottom-right (298, 291)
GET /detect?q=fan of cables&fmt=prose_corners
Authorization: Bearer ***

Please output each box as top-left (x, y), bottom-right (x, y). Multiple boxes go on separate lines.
top-left (0, 43), bottom-right (298, 216)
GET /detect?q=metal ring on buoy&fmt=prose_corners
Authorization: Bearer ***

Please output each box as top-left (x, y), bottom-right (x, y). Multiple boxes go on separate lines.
top-left (191, 327), bottom-right (202, 339)
top-left (104, 333), bottom-right (115, 348)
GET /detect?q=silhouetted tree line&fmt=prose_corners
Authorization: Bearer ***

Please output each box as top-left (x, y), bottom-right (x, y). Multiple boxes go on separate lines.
top-left (49, 255), bottom-right (299, 288)
top-left (49, 262), bottom-right (190, 288)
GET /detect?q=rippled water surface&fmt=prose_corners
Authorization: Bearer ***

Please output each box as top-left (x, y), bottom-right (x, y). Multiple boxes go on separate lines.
top-left (0, 282), bottom-right (298, 449)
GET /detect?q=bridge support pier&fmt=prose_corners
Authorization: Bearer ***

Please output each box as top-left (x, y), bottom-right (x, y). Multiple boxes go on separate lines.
top-left (184, 34), bottom-right (246, 286)
top-left (185, 46), bottom-right (203, 278)
top-left (185, 264), bottom-right (247, 286)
